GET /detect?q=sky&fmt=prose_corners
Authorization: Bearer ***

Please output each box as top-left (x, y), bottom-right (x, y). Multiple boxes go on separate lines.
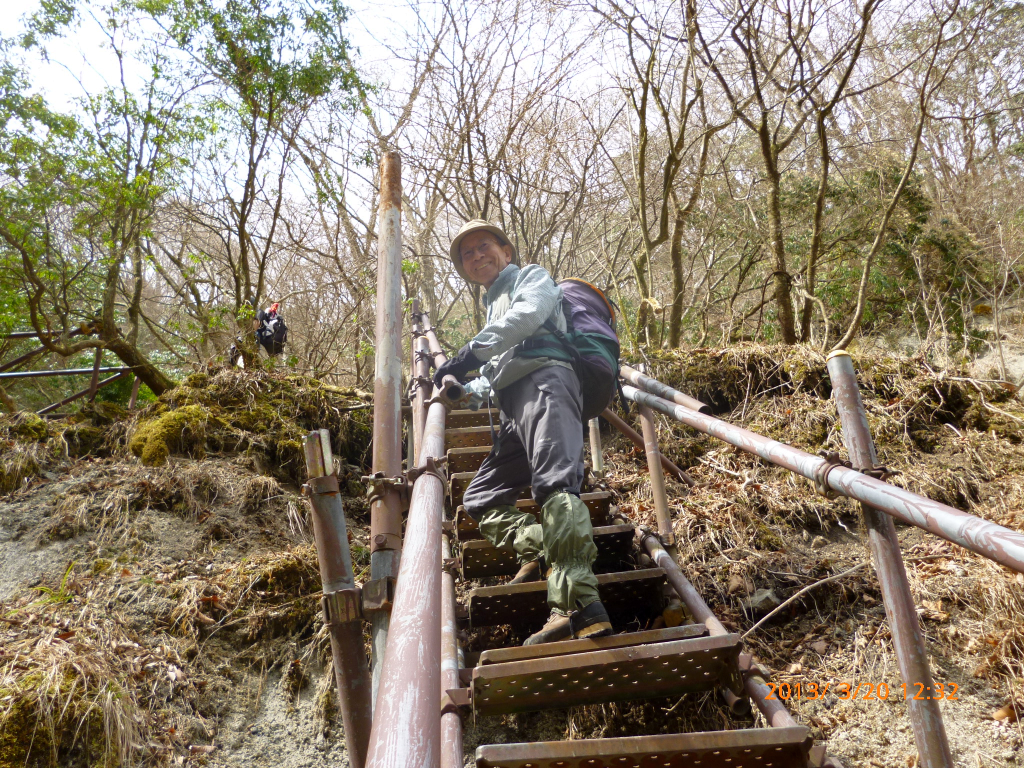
top-left (0, 0), bottom-right (409, 114)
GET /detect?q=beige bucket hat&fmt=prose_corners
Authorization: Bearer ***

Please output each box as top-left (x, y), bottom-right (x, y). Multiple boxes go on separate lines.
top-left (449, 219), bottom-right (519, 282)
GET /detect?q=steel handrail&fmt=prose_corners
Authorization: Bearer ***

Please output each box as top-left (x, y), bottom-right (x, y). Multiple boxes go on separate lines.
top-left (621, 383), bottom-right (1024, 573)
top-left (364, 391), bottom-right (447, 768)
top-left (0, 366), bottom-right (131, 379)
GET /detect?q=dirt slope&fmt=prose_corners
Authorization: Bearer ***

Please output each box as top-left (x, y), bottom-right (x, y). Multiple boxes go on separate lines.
top-left (1, 349), bottom-right (1022, 767)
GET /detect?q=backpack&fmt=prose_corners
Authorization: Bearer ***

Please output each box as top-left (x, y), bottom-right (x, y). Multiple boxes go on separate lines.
top-left (257, 313), bottom-right (288, 356)
top-left (521, 278), bottom-right (620, 421)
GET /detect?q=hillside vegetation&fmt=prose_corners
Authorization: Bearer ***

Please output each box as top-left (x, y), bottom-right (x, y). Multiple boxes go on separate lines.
top-left (0, 349), bottom-right (1021, 766)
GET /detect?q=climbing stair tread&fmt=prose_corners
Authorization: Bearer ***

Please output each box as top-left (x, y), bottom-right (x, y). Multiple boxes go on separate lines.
top-left (447, 408), bottom-right (499, 429)
top-left (456, 492), bottom-right (613, 540)
top-left (467, 568), bottom-right (666, 628)
top-left (446, 425), bottom-right (495, 450)
top-left (447, 445), bottom-right (492, 473)
top-left (470, 632), bottom-right (744, 716)
top-left (461, 524), bottom-right (635, 579)
top-left (474, 726), bottom-right (817, 768)
top-left (451, 471), bottom-right (532, 508)
top-left (477, 623), bottom-right (707, 665)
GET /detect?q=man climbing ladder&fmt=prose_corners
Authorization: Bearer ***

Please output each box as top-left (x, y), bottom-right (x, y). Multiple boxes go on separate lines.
top-left (433, 219), bottom-right (612, 645)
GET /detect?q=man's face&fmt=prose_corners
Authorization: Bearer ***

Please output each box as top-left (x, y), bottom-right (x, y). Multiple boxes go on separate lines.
top-left (459, 231), bottom-right (514, 288)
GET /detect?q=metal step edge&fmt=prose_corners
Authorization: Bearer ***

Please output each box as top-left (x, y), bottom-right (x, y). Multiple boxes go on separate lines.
top-left (456, 492), bottom-right (614, 539)
top-left (447, 409), bottom-right (499, 429)
top-left (475, 726), bottom-right (815, 768)
top-left (467, 568), bottom-right (666, 629)
top-left (470, 633), bottom-right (743, 717)
top-left (460, 523), bottom-right (634, 579)
top-left (477, 622), bottom-right (707, 665)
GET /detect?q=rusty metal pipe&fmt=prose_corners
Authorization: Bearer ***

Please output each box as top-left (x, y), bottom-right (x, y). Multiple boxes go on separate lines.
top-left (439, 374), bottom-right (465, 403)
top-left (0, 344), bottom-right (47, 373)
top-left (623, 385), bottom-right (1024, 573)
top-left (365, 395), bottom-right (447, 768)
top-left (744, 675), bottom-right (800, 729)
top-left (0, 366), bottom-right (130, 379)
top-left (303, 432), bottom-right (373, 768)
top-left (601, 408), bottom-right (696, 487)
top-left (128, 376), bottom-right (141, 409)
top-left (412, 303), bottom-right (462, 768)
top-left (620, 364), bottom-right (711, 414)
top-left (440, 534), bottom-right (464, 768)
top-left (36, 371), bottom-right (128, 415)
top-left (369, 151), bottom-right (406, 707)
top-left (640, 531), bottom-right (728, 636)
top-left (827, 351), bottom-right (953, 768)
top-left (720, 687), bottom-right (752, 717)
top-left (3, 328), bottom-right (88, 341)
top-left (411, 301), bottom-right (431, 465)
top-left (419, 311), bottom-right (447, 369)
top-left (589, 418), bottom-right (605, 479)
top-left (86, 347), bottom-right (102, 401)
top-left (415, 312), bottom-right (465, 404)
top-left (639, 405), bottom-right (675, 545)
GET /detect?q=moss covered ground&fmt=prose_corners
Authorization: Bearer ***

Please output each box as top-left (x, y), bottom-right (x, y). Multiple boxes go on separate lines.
top-left (0, 367), bottom-right (374, 767)
top-left (0, 350), bottom-right (1022, 766)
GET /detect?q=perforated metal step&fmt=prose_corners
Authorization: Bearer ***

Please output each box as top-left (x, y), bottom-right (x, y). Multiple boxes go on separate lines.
top-left (478, 623), bottom-right (707, 665)
top-left (447, 408), bottom-right (499, 429)
top-left (469, 632), bottom-right (743, 716)
top-left (461, 524), bottom-right (635, 579)
top-left (450, 471), bottom-right (532, 509)
top-left (467, 568), bottom-right (666, 629)
top-left (447, 445), bottom-right (492, 474)
top-left (445, 425), bottom-right (495, 450)
top-left (474, 726), bottom-right (819, 768)
top-left (456, 492), bottom-right (613, 540)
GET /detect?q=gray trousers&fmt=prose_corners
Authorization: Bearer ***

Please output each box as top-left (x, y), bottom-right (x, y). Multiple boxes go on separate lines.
top-left (463, 365), bottom-right (599, 614)
top-left (463, 365), bottom-right (585, 513)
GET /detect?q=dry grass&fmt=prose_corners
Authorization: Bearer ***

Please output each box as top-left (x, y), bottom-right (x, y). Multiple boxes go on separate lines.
top-left (0, 539), bottom-right (338, 766)
top-left (126, 369), bottom-right (373, 484)
top-left (0, 567), bottom-right (163, 768)
top-left (600, 343), bottom-right (1024, 743)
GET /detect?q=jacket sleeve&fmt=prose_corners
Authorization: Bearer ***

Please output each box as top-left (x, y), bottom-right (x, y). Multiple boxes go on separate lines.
top-left (468, 265), bottom-right (559, 359)
top-left (462, 375), bottom-right (491, 410)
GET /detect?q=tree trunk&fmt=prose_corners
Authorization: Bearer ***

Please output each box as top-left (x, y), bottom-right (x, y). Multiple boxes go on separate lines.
top-left (100, 244), bottom-right (175, 395)
top-left (0, 384), bottom-right (16, 413)
top-left (801, 114), bottom-right (830, 342)
top-left (756, 115), bottom-right (798, 344)
top-left (668, 207), bottom-right (687, 347)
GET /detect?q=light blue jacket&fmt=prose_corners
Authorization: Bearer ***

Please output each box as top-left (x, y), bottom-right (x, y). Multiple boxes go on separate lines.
top-left (464, 263), bottom-right (568, 408)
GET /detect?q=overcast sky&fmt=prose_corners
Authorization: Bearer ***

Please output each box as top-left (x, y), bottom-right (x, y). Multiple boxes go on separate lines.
top-left (0, 0), bottom-right (407, 113)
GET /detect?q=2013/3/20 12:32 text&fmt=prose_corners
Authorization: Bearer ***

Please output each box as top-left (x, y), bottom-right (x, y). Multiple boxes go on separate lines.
top-left (765, 681), bottom-right (959, 701)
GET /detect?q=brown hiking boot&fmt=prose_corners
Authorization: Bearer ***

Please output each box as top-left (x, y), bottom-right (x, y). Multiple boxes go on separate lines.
top-left (523, 612), bottom-right (572, 645)
top-left (570, 600), bottom-right (613, 640)
top-left (509, 556), bottom-right (547, 585)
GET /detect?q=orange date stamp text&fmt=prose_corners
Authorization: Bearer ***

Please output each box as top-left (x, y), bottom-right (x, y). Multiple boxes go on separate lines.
top-left (765, 681), bottom-right (959, 701)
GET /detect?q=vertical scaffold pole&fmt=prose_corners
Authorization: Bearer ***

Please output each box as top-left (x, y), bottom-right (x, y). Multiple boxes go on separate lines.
top-left (411, 300), bottom-right (431, 463)
top-left (364, 393), bottom-right (446, 768)
top-left (639, 405), bottom-right (675, 546)
top-left (826, 350), bottom-right (953, 768)
top-left (86, 347), bottom-right (102, 402)
top-left (303, 433), bottom-right (372, 768)
top-left (440, 533), bottom-right (464, 768)
top-left (369, 151), bottom-right (404, 709)
top-left (588, 417), bottom-right (604, 479)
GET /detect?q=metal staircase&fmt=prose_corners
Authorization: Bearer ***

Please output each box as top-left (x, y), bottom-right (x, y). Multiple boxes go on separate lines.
top-left (442, 407), bottom-right (831, 768)
top-left (329, 155), bottom-right (1024, 768)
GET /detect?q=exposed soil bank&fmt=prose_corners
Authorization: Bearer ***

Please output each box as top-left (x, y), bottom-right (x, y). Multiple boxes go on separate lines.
top-left (1, 351), bottom-right (1022, 767)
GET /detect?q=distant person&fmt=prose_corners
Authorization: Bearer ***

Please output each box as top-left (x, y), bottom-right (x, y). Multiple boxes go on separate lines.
top-left (255, 302), bottom-right (287, 357)
top-left (433, 219), bottom-right (612, 645)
